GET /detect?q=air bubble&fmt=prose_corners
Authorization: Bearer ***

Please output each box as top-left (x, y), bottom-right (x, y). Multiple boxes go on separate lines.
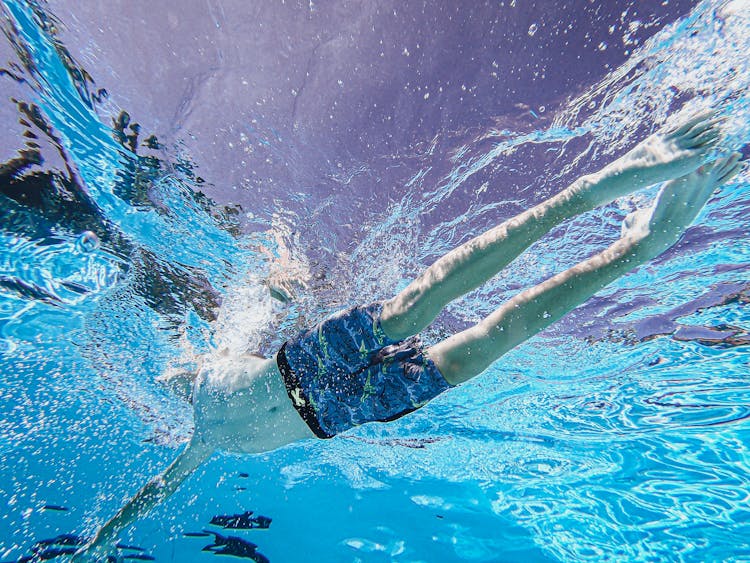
top-left (76, 231), bottom-right (100, 253)
top-left (0, 339), bottom-right (17, 354)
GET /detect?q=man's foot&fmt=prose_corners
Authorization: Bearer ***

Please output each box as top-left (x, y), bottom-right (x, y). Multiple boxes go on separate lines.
top-left (622, 152), bottom-right (743, 252)
top-left (585, 109), bottom-right (724, 208)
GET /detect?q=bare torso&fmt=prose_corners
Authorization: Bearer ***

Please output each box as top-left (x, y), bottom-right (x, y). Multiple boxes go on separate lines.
top-left (192, 354), bottom-right (314, 454)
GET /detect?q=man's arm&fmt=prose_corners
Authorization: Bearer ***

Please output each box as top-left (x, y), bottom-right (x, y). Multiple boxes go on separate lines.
top-left (74, 438), bottom-right (213, 560)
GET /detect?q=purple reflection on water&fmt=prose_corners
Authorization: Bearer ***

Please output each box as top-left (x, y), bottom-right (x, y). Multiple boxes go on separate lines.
top-left (45, 0), bottom-right (696, 219)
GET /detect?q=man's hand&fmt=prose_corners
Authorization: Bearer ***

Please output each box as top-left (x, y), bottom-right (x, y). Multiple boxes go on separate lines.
top-left (256, 228), bottom-right (311, 303)
top-left (265, 270), bottom-right (308, 303)
top-left (71, 539), bottom-right (122, 562)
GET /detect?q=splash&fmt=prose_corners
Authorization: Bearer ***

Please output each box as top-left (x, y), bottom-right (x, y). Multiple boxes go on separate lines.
top-left (0, 0), bottom-right (749, 561)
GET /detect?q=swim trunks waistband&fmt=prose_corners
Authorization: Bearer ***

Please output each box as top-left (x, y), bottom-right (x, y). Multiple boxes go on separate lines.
top-left (277, 343), bottom-right (333, 439)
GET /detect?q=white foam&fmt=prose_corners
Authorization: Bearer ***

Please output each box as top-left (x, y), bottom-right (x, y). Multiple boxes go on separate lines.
top-left (720, 0), bottom-right (750, 18)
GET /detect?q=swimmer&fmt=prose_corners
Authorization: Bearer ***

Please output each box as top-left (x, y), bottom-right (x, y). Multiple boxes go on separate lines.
top-left (74, 110), bottom-right (743, 561)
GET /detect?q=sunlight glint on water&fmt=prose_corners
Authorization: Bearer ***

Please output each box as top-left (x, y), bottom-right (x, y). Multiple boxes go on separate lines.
top-left (0, 0), bottom-right (749, 561)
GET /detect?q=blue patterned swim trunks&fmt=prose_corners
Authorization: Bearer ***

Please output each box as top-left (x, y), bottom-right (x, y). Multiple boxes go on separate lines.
top-left (276, 302), bottom-right (452, 438)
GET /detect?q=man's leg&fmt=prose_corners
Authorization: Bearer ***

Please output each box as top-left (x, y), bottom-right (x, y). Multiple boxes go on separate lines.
top-left (380, 110), bottom-right (723, 340)
top-left (427, 154), bottom-right (743, 385)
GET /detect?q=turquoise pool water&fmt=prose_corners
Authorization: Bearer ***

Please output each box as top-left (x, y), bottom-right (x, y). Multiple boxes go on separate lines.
top-left (1, 0), bottom-right (749, 561)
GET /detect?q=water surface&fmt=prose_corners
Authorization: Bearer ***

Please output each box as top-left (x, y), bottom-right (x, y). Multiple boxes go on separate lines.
top-left (1, 0), bottom-right (749, 561)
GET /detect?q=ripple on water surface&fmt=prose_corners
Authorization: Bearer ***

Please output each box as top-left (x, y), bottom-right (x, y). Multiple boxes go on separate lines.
top-left (1, 0), bottom-right (750, 561)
